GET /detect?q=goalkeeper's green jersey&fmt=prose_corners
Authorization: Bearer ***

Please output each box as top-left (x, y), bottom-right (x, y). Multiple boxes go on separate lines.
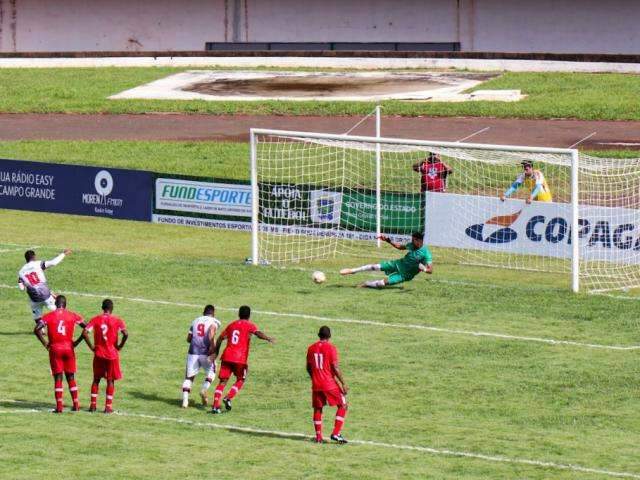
top-left (396, 242), bottom-right (432, 279)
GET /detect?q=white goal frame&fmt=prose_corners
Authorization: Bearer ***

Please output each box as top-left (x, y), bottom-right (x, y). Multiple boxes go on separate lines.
top-left (250, 128), bottom-right (580, 292)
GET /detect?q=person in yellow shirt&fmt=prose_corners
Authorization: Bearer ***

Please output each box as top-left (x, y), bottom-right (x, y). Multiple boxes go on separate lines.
top-left (500, 160), bottom-right (552, 204)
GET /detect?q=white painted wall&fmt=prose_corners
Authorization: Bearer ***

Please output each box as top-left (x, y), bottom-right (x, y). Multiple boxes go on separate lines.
top-left (0, 0), bottom-right (638, 54)
top-left (470, 0), bottom-right (640, 54)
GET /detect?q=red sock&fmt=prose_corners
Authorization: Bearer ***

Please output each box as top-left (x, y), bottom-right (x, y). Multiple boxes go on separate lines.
top-left (313, 409), bottom-right (323, 440)
top-left (54, 379), bottom-right (64, 411)
top-left (225, 380), bottom-right (244, 400)
top-left (213, 384), bottom-right (225, 408)
top-left (105, 384), bottom-right (115, 410)
top-left (90, 383), bottom-right (99, 409)
top-left (332, 407), bottom-right (347, 436)
top-left (68, 378), bottom-right (79, 408)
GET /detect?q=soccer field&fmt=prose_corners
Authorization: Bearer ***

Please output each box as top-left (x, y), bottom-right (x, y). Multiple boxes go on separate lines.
top-left (1, 206), bottom-right (640, 479)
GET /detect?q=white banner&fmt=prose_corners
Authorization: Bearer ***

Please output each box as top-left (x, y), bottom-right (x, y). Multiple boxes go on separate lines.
top-left (156, 178), bottom-right (251, 217)
top-left (425, 192), bottom-right (640, 264)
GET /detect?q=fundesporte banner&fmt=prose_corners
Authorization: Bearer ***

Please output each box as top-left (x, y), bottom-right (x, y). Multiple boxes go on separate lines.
top-left (156, 178), bottom-right (252, 217)
top-left (425, 192), bottom-right (640, 264)
top-left (0, 159), bottom-right (153, 221)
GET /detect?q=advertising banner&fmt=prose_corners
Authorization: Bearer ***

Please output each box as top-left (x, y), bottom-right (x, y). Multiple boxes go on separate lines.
top-left (340, 190), bottom-right (422, 232)
top-left (155, 178), bottom-right (252, 217)
top-left (0, 159), bottom-right (153, 221)
top-left (425, 192), bottom-right (640, 264)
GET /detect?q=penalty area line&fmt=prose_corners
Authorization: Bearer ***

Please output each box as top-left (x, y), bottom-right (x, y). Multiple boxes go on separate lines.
top-left (0, 404), bottom-right (638, 479)
top-left (0, 284), bottom-right (638, 351)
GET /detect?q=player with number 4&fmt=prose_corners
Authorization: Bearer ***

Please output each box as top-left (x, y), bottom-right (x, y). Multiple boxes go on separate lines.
top-left (209, 305), bottom-right (275, 414)
top-left (34, 295), bottom-right (86, 413)
top-left (81, 299), bottom-right (128, 413)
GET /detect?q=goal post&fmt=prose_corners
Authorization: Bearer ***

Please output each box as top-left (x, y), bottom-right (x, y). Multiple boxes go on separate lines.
top-left (249, 128), bottom-right (640, 293)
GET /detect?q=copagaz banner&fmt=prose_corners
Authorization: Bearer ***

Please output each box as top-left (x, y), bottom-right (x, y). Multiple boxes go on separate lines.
top-left (425, 192), bottom-right (640, 264)
top-left (0, 159), bottom-right (153, 221)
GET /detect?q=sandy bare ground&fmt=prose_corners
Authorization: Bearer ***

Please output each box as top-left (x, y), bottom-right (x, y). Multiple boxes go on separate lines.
top-left (0, 113), bottom-right (639, 150)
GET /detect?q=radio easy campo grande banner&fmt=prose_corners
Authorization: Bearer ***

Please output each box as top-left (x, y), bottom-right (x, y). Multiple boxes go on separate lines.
top-left (0, 159), bottom-right (153, 221)
top-left (425, 192), bottom-right (640, 264)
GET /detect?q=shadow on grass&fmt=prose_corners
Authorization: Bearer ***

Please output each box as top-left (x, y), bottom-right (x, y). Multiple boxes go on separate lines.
top-left (0, 331), bottom-right (31, 336)
top-left (128, 390), bottom-right (195, 409)
top-left (223, 425), bottom-right (313, 444)
top-left (0, 399), bottom-right (50, 409)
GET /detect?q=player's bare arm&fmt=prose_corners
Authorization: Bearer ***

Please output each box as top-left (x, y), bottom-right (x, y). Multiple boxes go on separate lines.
top-left (33, 323), bottom-right (48, 349)
top-left (117, 329), bottom-right (129, 351)
top-left (73, 333), bottom-right (85, 348)
top-left (254, 330), bottom-right (276, 344)
top-left (412, 161), bottom-right (423, 172)
top-left (186, 332), bottom-right (193, 344)
top-left (377, 234), bottom-right (406, 250)
top-left (81, 327), bottom-right (95, 351)
top-left (210, 335), bottom-right (225, 361)
top-left (306, 362), bottom-right (312, 378)
top-left (332, 363), bottom-right (349, 395)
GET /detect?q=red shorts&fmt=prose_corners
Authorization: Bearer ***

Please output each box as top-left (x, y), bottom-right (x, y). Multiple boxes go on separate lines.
top-left (312, 388), bottom-right (346, 409)
top-left (218, 361), bottom-right (247, 381)
top-left (49, 349), bottom-right (76, 375)
top-left (93, 356), bottom-right (122, 381)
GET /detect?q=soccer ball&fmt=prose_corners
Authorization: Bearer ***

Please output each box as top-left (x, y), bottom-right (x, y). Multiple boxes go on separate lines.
top-left (312, 271), bottom-right (326, 284)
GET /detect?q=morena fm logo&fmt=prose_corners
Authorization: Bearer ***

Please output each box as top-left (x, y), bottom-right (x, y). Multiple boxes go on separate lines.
top-left (465, 210), bottom-right (522, 244)
top-left (94, 170), bottom-right (114, 196)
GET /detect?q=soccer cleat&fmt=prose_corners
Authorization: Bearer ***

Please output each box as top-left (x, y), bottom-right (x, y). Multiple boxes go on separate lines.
top-left (339, 268), bottom-right (353, 276)
top-left (314, 437), bottom-right (325, 444)
top-left (211, 407), bottom-right (222, 414)
top-left (223, 397), bottom-right (232, 411)
top-left (181, 398), bottom-right (189, 408)
top-left (330, 434), bottom-right (348, 444)
top-left (51, 408), bottom-right (63, 414)
top-left (71, 404), bottom-right (81, 412)
top-left (199, 390), bottom-right (208, 406)
top-left (88, 406), bottom-right (96, 413)
top-left (104, 407), bottom-right (114, 414)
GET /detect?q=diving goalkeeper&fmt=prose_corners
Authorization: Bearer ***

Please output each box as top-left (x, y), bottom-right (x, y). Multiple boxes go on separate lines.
top-left (340, 231), bottom-right (433, 288)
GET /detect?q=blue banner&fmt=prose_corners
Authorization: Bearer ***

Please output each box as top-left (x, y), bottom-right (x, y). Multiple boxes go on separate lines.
top-left (0, 159), bottom-right (153, 221)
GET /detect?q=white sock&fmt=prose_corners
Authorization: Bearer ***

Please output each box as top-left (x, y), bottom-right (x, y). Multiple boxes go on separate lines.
top-left (364, 279), bottom-right (386, 288)
top-left (353, 264), bottom-right (381, 273)
top-left (182, 379), bottom-right (192, 401)
top-left (201, 379), bottom-right (212, 392)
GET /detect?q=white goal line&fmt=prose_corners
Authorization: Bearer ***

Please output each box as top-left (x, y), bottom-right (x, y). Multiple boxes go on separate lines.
top-left (0, 402), bottom-right (638, 479)
top-left (1, 284), bottom-right (637, 351)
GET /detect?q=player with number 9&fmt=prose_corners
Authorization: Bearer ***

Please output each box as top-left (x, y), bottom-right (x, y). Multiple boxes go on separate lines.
top-left (81, 299), bottom-right (128, 413)
top-left (209, 305), bottom-right (275, 414)
top-left (180, 304), bottom-right (221, 408)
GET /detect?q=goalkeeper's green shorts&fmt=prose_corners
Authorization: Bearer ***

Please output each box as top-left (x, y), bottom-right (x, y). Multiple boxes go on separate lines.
top-left (380, 260), bottom-right (409, 286)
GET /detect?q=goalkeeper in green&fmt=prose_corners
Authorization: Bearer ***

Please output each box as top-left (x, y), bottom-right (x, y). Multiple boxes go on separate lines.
top-left (340, 231), bottom-right (433, 288)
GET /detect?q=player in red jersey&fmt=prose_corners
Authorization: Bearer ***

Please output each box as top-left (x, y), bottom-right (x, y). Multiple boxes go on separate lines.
top-left (306, 326), bottom-right (349, 444)
top-left (209, 305), bottom-right (275, 414)
top-left (413, 152), bottom-right (453, 193)
top-left (81, 299), bottom-right (128, 413)
top-left (33, 295), bottom-right (86, 413)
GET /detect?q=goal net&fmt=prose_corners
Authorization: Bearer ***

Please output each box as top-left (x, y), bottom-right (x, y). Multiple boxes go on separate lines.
top-left (250, 129), bottom-right (640, 293)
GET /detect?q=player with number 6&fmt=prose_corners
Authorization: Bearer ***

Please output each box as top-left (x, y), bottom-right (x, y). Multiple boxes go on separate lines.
top-left (209, 305), bottom-right (275, 414)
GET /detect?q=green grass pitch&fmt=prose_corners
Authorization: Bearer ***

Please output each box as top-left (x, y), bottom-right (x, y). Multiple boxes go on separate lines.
top-left (1, 141), bottom-right (640, 479)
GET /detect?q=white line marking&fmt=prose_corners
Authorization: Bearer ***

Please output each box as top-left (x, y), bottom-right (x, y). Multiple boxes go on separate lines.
top-left (596, 142), bottom-right (640, 147)
top-left (457, 127), bottom-right (490, 143)
top-left (1, 284), bottom-right (637, 351)
top-left (0, 403), bottom-right (637, 479)
top-left (0, 245), bottom-right (40, 253)
top-left (568, 131), bottom-right (597, 149)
